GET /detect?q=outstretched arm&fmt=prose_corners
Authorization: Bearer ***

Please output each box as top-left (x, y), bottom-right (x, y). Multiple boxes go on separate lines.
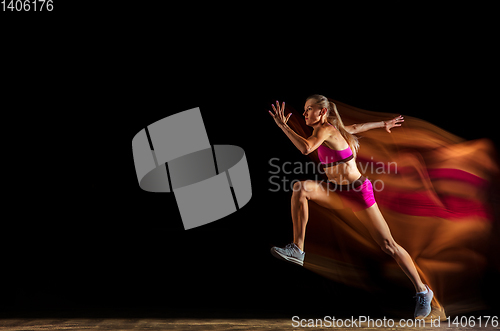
top-left (268, 100), bottom-right (329, 155)
top-left (345, 115), bottom-right (404, 134)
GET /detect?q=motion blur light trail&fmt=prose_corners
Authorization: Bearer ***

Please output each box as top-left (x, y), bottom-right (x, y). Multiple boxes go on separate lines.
top-left (286, 98), bottom-right (500, 319)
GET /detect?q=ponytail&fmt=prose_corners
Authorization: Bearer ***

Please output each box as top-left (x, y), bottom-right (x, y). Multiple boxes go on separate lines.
top-left (327, 101), bottom-right (360, 159)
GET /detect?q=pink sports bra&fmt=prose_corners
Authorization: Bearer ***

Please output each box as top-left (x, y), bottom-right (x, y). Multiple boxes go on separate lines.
top-left (317, 144), bottom-right (354, 166)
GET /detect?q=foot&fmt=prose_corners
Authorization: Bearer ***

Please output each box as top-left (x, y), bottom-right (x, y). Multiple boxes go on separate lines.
top-left (414, 285), bottom-right (433, 319)
top-left (270, 243), bottom-right (305, 266)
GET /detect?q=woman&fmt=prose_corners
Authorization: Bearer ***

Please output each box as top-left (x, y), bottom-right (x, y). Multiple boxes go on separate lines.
top-left (268, 94), bottom-right (433, 319)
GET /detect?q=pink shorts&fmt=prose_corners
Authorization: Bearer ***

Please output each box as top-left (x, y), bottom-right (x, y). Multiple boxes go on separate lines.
top-left (326, 176), bottom-right (376, 212)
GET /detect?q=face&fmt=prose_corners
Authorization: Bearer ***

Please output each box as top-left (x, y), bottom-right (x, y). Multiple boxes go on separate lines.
top-left (303, 99), bottom-right (327, 126)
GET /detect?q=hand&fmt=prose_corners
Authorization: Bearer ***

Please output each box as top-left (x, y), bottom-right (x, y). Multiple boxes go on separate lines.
top-left (268, 100), bottom-right (292, 128)
top-left (384, 115), bottom-right (404, 133)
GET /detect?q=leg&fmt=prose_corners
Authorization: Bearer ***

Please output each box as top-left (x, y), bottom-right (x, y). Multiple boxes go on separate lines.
top-left (291, 180), bottom-right (344, 251)
top-left (354, 203), bottom-right (427, 293)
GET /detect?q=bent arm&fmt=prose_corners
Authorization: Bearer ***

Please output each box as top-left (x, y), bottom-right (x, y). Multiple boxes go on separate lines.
top-left (279, 124), bottom-right (329, 155)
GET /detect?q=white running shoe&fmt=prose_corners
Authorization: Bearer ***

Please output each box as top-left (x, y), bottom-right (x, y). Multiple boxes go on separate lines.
top-left (270, 243), bottom-right (305, 266)
top-left (414, 285), bottom-right (433, 319)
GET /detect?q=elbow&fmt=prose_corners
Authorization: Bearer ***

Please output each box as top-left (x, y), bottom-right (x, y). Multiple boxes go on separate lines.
top-left (302, 146), bottom-right (312, 155)
top-left (347, 124), bottom-right (358, 134)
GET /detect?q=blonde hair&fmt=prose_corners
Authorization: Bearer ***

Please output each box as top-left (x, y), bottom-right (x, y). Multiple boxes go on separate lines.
top-left (306, 94), bottom-right (360, 158)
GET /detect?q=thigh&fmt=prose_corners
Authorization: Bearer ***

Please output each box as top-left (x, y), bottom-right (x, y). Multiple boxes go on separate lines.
top-left (299, 180), bottom-right (345, 210)
top-left (353, 203), bottom-right (395, 245)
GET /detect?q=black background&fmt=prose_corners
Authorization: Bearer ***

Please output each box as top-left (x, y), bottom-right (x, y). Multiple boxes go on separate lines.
top-left (2, 3), bottom-right (499, 319)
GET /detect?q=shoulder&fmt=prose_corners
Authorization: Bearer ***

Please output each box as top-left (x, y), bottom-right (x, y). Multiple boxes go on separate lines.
top-left (310, 123), bottom-right (338, 145)
top-left (316, 122), bottom-right (336, 134)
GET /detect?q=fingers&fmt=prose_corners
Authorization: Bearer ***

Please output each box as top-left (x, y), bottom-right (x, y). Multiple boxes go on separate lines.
top-left (274, 100), bottom-right (286, 111)
top-left (270, 100), bottom-right (288, 122)
top-left (388, 115), bottom-right (404, 129)
top-left (272, 100), bottom-right (285, 117)
top-left (385, 115), bottom-right (404, 133)
top-left (271, 104), bottom-right (280, 120)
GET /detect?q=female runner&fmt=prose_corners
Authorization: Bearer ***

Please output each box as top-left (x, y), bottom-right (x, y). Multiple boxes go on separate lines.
top-left (268, 94), bottom-right (433, 319)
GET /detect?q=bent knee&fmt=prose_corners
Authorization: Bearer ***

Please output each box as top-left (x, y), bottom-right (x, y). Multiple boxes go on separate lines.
top-left (380, 239), bottom-right (399, 257)
top-left (292, 181), bottom-right (302, 193)
top-left (292, 180), bottom-right (316, 199)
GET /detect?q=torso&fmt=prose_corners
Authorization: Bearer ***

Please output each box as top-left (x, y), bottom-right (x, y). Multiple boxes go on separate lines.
top-left (318, 123), bottom-right (362, 185)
